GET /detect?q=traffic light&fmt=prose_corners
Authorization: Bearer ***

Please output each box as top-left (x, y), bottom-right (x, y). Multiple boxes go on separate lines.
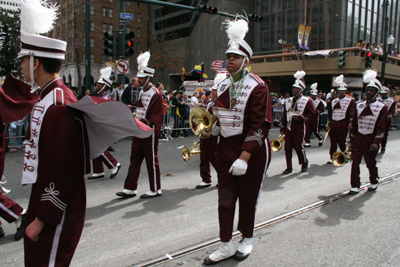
top-left (124, 31), bottom-right (135, 57)
top-left (365, 51), bottom-right (373, 69)
top-left (103, 31), bottom-right (114, 57)
top-left (337, 49), bottom-right (346, 69)
top-left (197, 5), bottom-right (217, 14)
top-left (248, 14), bottom-right (263, 22)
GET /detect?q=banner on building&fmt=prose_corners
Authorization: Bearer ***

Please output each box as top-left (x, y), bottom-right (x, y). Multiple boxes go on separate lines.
top-left (298, 24), bottom-right (306, 49)
top-left (304, 26), bottom-right (312, 50)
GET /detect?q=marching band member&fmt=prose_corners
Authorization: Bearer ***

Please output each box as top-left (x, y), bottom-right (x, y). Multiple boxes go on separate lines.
top-left (327, 75), bottom-right (355, 164)
top-left (196, 73), bottom-right (226, 189)
top-left (280, 71), bottom-right (315, 174)
top-left (349, 70), bottom-right (388, 194)
top-left (88, 67), bottom-right (121, 179)
top-left (116, 52), bottom-right (164, 199)
top-left (378, 86), bottom-right (396, 153)
top-left (203, 18), bottom-right (272, 265)
top-left (18, 1), bottom-right (91, 265)
top-left (304, 83), bottom-right (326, 147)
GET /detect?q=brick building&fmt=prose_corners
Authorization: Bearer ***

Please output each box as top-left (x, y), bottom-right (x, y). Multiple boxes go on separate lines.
top-left (48, 0), bottom-right (149, 90)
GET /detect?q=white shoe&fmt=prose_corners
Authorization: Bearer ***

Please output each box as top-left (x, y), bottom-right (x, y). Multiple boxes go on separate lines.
top-left (122, 189), bottom-right (137, 195)
top-left (304, 143), bottom-right (311, 147)
top-left (196, 181), bottom-right (212, 189)
top-left (368, 182), bottom-right (379, 191)
top-left (349, 187), bottom-right (359, 195)
top-left (327, 160), bottom-right (333, 164)
top-left (110, 163), bottom-right (121, 178)
top-left (234, 237), bottom-right (253, 261)
top-left (205, 240), bottom-right (235, 264)
top-left (140, 189), bottom-right (162, 198)
top-left (88, 172), bottom-right (105, 179)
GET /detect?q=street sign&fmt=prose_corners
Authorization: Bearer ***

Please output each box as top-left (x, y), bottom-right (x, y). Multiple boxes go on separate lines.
top-left (123, 19), bottom-right (130, 25)
top-left (116, 60), bottom-right (129, 74)
top-left (120, 13), bottom-right (133, 20)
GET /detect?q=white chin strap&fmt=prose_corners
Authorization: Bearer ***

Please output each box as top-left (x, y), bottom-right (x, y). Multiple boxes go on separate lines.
top-left (295, 88), bottom-right (303, 98)
top-left (98, 84), bottom-right (107, 94)
top-left (29, 53), bottom-right (40, 93)
top-left (232, 57), bottom-right (248, 75)
top-left (143, 76), bottom-right (150, 88)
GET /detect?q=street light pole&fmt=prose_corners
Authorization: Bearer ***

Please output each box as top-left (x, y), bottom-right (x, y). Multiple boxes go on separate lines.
top-left (381, 0), bottom-right (389, 85)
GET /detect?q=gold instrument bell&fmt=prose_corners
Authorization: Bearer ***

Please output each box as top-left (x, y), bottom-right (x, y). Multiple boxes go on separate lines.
top-left (181, 142), bottom-right (200, 162)
top-left (332, 148), bottom-right (352, 167)
top-left (189, 107), bottom-right (217, 139)
top-left (271, 134), bottom-right (285, 152)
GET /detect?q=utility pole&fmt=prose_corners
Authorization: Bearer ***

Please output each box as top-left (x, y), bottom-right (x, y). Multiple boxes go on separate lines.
top-left (381, 0), bottom-right (389, 85)
top-left (118, 0), bottom-right (126, 84)
top-left (85, 0), bottom-right (91, 91)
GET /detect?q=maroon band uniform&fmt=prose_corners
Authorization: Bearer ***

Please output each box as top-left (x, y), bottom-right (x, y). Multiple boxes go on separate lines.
top-left (281, 95), bottom-right (316, 169)
top-left (123, 83), bottom-right (163, 192)
top-left (22, 78), bottom-right (90, 266)
top-left (350, 100), bottom-right (388, 188)
top-left (305, 97), bottom-right (326, 143)
top-left (328, 95), bottom-right (355, 158)
top-left (213, 71), bottom-right (272, 242)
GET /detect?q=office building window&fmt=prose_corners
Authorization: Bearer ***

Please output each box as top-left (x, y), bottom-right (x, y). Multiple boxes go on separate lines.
top-left (137, 28), bottom-right (141, 37)
top-left (138, 13), bottom-right (141, 22)
top-left (103, 7), bottom-right (107, 17)
top-left (108, 24), bottom-right (113, 32)
top-left (103, 23), bottom-right (107, 33)
top-left (109, 8), bottom-right (113, 18)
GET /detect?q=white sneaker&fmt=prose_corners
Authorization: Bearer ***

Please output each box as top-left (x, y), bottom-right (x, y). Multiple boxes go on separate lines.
top-left (140, 189), bottom-right (162, 198)
top-left (88, 172), bottom-right (105, 179)
top-left (110, 163), bottom-right (121, 178)
top-left (237, 237), bottom-right (253, 255)
top-left (122, 189), bottom-right (137, 195)
top-left (207, 240), bottom-right (235, 263)
top-left (368, 183), bottom-right (378, 191)
top-left (196, 181), bottom-right (212, 189)
top-left (304, 143), bottom-right (311, 147)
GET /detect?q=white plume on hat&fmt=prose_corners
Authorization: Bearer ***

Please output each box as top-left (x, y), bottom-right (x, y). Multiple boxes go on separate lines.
top-left (293, 70), bottom-right (306, 90)
top-left (226, 19), bottom-right (248, 42)
top-left (294, 70), bottom-right (306, 80)
top-left (335, 74), bottom-right (347, 90)
top-left (136, 51), bottom-right (154, 78)
top-left (98, 67), bottom-right (112, 87)
top-left (212, 73), bottom-right (227, 90)
top-left (21, 0), bottom-right (59, 34)
top-left (363, 69), bottom-right (382, 92)
top-left (310, 82), bottom-right (318, 95)
top-left (137, 51), bottom-right (150, 69)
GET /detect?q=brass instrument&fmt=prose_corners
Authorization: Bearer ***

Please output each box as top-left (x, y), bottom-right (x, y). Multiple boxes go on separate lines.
top-left (189, 107), bottom-right (217, 139)
top-left (0, 175), bottom-right (10, 194)
top-left (181, 142), bottom-right (201, 162)
top-left (271, 134), bottom-right (285, 152)
top-left (322, 121), bottom-right (330, 145)
top-left (332, 148), bottom-right (352, 167)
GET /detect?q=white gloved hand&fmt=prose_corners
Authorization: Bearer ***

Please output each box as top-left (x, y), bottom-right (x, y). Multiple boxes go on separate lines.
top-left (211, 123), bottom-right (221, 136)
top-left (228, 159), bottom-right (248, 176)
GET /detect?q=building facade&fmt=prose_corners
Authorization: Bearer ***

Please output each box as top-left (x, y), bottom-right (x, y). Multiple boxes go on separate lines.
top-left (48, 0), bottom-right (149, 89)
top-left (0, 0), bottom-right (21, 11)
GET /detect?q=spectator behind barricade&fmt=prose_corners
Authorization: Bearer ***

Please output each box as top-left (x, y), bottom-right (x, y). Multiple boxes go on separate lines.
top-left (191, 90), bottom-right (204, 106)
top-left (108, 84), bottom-right (118, 101)
top-left (203, 90), bottom-right (212, 105)
top-left (157, 82), bottom-right (166, 96)
top-left (162, 96), bottom-right (170, 128)
top-left (270, 92), bottom-right (276, 115)
top-left (179, 84), bottom-right (186, 94)
top-left (273, 93), bottom-right (282, 122)
top-left (182, 92), bottom-right (194, 135)
top-left (356, 40), bottom-right (363, 48)
top-left (121, 77), bottom-right (141, 112)
top-left (171, 91), bottom-right (185, 137)
top-left (84, 89), bottom-right (90, 97)
top-left (378, 43), bottom-right (384, 53)
top-left (372, 43), bottom-right (377, 51)
top-left (115, 82), bottom-right (124, 101)
top-left (326, 89), bottom-right (334, 101)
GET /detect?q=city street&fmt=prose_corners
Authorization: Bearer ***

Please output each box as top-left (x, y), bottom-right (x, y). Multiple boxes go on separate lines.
top-left (2, 127), bottom-right (400, 267)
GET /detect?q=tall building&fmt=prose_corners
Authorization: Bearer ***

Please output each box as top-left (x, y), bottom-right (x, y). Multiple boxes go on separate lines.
top-left (0, 0), bottom-right (21, 11)
top-left (48, 0), bottom-right (149, 89)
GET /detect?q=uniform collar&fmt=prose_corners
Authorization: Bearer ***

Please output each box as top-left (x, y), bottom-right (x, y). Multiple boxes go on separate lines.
top-left (39, 77), bottom-right (64, 100)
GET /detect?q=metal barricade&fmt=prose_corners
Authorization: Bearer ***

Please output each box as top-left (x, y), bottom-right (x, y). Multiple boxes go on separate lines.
top-left (160, 104), bottom-right (197, 139)
top-left (319, 110), bottom-right (329, 131)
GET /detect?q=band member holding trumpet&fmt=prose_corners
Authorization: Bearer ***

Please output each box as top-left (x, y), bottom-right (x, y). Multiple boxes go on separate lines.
top-left (117, 52), bottom-right (163, 199)
top-left (327, 75), bottom-right (355, 164)
top-left (196, 74), bottom-right (226, 189)
top-left (377, 86), bottom-right (396, 153)
top-left (203, 18), bottom-right (272, 265)
top-left (348, 70), bottom-right (388, 195)
top-left (304, 83), bottom-right (326, 147)
top-left (280, 71), bottom-right (315, 174)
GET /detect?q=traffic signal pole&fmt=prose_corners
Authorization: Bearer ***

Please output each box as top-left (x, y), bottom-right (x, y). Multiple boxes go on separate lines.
top-left (85, 0), bottom-right (91, 91)
top-left (118, 0), bottom-right (126, 84)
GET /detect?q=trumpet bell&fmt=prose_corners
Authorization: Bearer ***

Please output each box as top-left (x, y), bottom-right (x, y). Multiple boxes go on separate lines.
top-left (332, 150), bottom-right (352, 167)
top-left (182, 146), bottom-right (191, 162)
top-left (189, 107), bottom-right (214, 138)
top-left (270, 134), bottom-right (285, 152)
top-left (181, 142), bottom-right (201, 162)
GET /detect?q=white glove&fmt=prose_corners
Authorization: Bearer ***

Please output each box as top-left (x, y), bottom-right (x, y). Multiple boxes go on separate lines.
top-left (228, 159), bottom-right (248, 176)
top-left (211, 123), bottom-right (221, 136)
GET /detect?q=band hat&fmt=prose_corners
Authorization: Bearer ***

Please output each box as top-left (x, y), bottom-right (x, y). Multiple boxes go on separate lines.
top-left (137, 51), bottom-right (154, 77)
top-left (224, 19), bottom-right (253, 59)
top-left (18, 0), bottom-right (66, 60)
top-left (310, 82), bottom-right (318, 95)
top-left (292, 70), bottom-right (306, 90)
top-left (380, 86), bottom-right (390, 94)
top-left (363, 69), bottom-right (382, 92)
top-left (97, 67), bottom-right (112, 87)
top-left (335, 75), bottom-right (347, 91)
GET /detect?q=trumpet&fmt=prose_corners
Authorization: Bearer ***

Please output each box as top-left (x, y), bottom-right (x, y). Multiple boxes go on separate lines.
top-left (322, 128), bottom-right (330, 145)
top-left (271, 134), bottom-right (285, 152)
top-left (182, 142), bottom-right (201, 162)
top-left (332, 148), bottom-right (352, 167)
top-left (189, 107), bottom-right (217, 139)
top-left (0, 175), bottom-right (11, 194)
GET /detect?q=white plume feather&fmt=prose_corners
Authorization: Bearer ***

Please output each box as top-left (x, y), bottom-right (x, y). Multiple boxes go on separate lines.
top-left (335, 75), bottom-right (344, 85)
top-left (225, 19), bottom-right (248, 41)
top-left (311, 83), bottom-right (318, 90)
top-left (294, 70), bottom-right (306, 80)
top-left (21, 0), bottom-right (59, 34)
top-left (363, 69), bottom-right (377, 84)
top-left (100, 67), bottom-right (112, 79)
top-left (137, 51), bottom-right (150, 68)
top-left (214, 73), bottom-right (227, 86)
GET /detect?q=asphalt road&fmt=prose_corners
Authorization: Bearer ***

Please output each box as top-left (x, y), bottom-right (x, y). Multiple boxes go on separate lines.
top-left (2, 128), bottom-right (400, 267)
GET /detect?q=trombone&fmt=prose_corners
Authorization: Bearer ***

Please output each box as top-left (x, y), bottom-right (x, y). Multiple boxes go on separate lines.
top-left (181, 142), bottom-right (200, 162)
top-left (332, 148), bottom-right (352, 167)
top-left (271, 134), bottom-right (285, 152)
